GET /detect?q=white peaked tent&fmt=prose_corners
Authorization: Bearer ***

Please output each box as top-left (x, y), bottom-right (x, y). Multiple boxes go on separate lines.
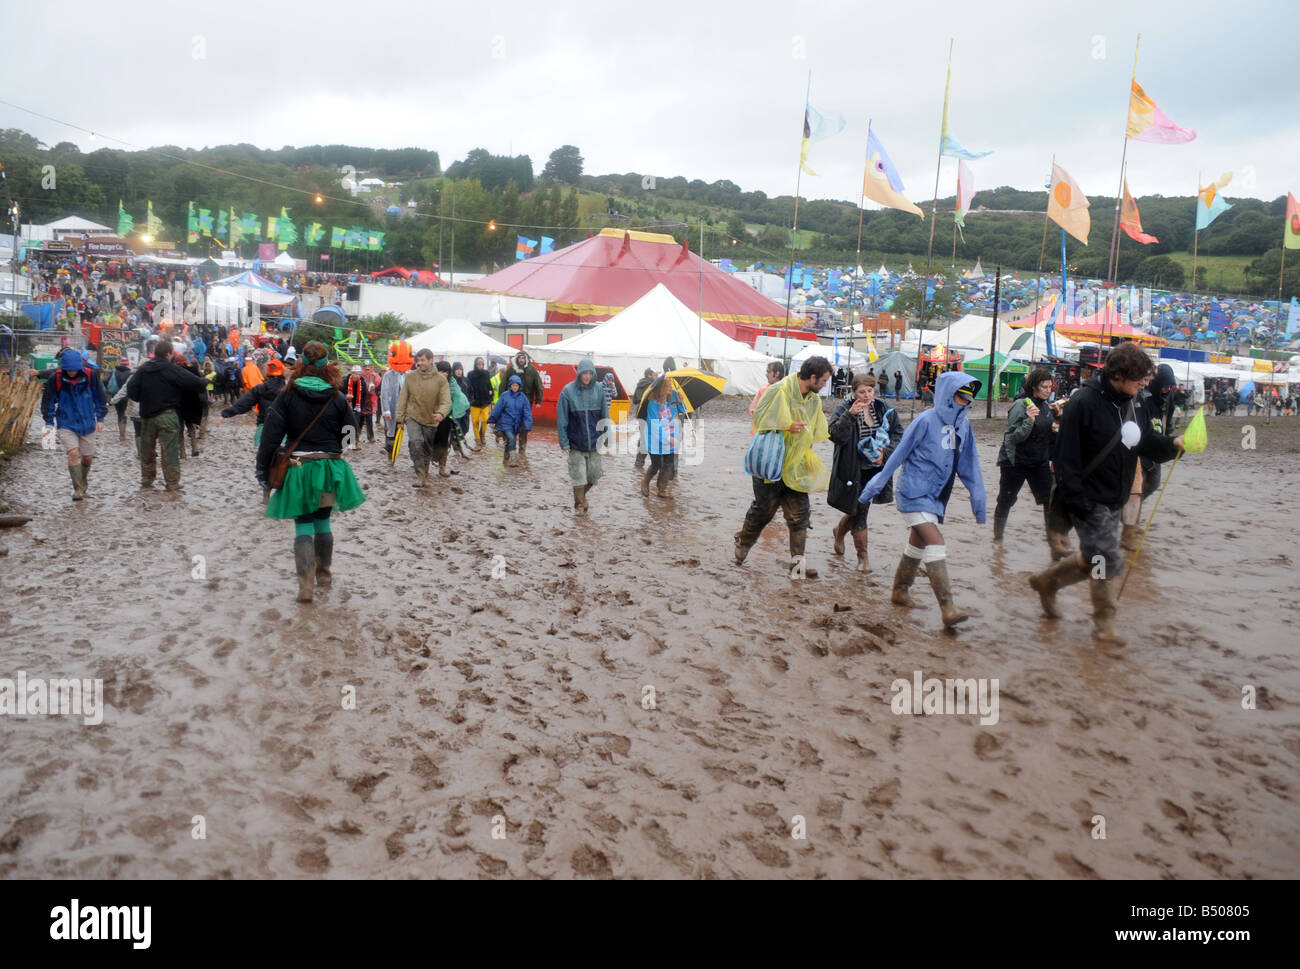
top-left (901, 313), bottom-right (1079, 361)
top-left (525, 284), bottom-right (775, 395)
top-left (271, 251), bottom-right (297, 272)
top-left (405, 318), bottom-right (517, 359)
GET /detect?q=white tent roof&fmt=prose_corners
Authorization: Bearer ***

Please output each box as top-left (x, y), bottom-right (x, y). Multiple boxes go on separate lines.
top-left (524, 283), bottom-right (775, 395)
top-left (901, 313), bottom-right (1078, 360)
top-left (404, 318), bottom-right (516, 360)
top-left (43, 216), bottom-right (113, 233)
top-left (271, 251), bottom-right (296, 269)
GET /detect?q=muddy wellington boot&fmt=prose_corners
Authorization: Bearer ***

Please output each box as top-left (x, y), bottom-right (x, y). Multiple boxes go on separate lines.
top-left (788, 530), bottom-right (818, 579)
top-left (891, 551), bottom-right (922, 607)
top-left (189, 428), bottom-right (201, 457)
top-left (118, 421), bottom-right (127, 442)
top-left (852, 530), bottom-right (870, 573)
top-left (1028, 555), bottom-right (1088, 619)
top-left (69, 464), bottom-right (86, 501)
top-left (80, 458), bottom-right (92, 497)
top-left (294, 535), bottom-right (316, 603)
top-left (634, 452), bottom-right (646, 470)
top-left (413, 460), bottom-right (431, 489)
top-left (573, 486), bottom-right (588, 513)
top-left (436, 450), bottom-right (458, 477)
top-left (640, 467), bottom-right (655, 496)
top-left (314, 533), bottom-right (334, 586)
top-left (1120, 525), bottom-right (1141, 551)
top-left (1046, 528), bottom-right (1074, 561)
top-left (1090, 577), bottom-right (1127, 649)
top-left (992, 515), bottom-right (1008, 543)
top-left (733, 531), bottom-right (753, 566)
top-left (655, 470), bottom-right (673, 498)
top-left (925, 559), bottom-right (969, 629)
top-left (832, 515), bottom-right (851, 556)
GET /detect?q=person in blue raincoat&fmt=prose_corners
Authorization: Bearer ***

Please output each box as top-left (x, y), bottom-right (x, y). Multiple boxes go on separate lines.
top-left (858, 369), bottom-right (986, 631)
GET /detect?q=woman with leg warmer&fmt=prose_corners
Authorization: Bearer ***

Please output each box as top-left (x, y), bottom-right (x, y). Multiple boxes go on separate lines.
top-left (857, 371), bottom-right (986, 630)
top-left (827, 373), bottom-right (903, 572)
top-left (256, 342), bottom-right (366, 603)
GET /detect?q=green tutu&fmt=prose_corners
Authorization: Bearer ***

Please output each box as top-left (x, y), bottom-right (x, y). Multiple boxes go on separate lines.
top-left (265, 456), bottom-right (366, 520)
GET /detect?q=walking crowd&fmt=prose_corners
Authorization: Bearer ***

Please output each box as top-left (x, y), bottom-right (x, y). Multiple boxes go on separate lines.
top-left (37, 319), bottom-right (1187, 646)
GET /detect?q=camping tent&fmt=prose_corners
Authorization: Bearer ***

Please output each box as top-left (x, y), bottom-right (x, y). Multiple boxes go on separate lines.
top-left (465, 228), bottom-right (788, 325)
top-left (964, 352), bottom-right (1029, 400)
top-left (524, 283), bottom-right (775, 394)
top-left (871, 350), bottom-right (918, 398)
top-left (403, 318), bottom-right (517, 360)
top-left (790, 341), bottom-right (871, 372)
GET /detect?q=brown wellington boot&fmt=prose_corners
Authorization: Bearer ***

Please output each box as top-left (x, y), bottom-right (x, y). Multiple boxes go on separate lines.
top-left (1046, 528), bottom-right (1074, 561)
top-left (436, 450), bottom-right (457, 477)
top-left (1090, 577), bottom-right (1127, 649)
top-left (852, 530), bottom-right (869, 573)
top-left (1028, 555), bottom-right (1088, 619)
top-left (118, 421), bottom-right (127, 441)
top-left (832, 515), bottom-right (850, 556)
top-left (788, 530), bottom-right (818, 579)
top-left (314, 533), bottom-right (333, 586)
top-left (294, 535), bottom-right (316, 603)
top-left (925, 559), bottom-right (969, 630)
top-left (655, 470), bottom-right (672, 498)
top-left (69, 464), bottom-right (86, 501)
top-left (573, 486), bottom-right (588, 513)
top-left (733, 531), bottom-right (753, 566)
top-left (412, 460), bottom-right (431, 488)
top-left (640, 467), bottom-right (654, 496)
top-left (80, 458), bottom-right (92, 497)
top-left (1120, 525), bottom-right (1141, 551)
top-left (891, 553), bottom-right (921, 607)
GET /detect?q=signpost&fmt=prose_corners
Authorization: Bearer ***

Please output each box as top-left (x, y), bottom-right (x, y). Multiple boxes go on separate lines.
top-left (96, 328), bottom-right (129, 370)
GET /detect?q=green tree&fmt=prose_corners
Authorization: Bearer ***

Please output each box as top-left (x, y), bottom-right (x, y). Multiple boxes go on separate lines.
top-left (541, 145), bottom-right (584, 184)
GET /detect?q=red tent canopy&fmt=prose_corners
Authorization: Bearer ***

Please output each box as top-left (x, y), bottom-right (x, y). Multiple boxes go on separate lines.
top-left (370, 266), bottom-right (411, 278)
top-left (462, 229), bottom-right (787, 324)
top-left (1056, 303), bottom-right (1166, 347)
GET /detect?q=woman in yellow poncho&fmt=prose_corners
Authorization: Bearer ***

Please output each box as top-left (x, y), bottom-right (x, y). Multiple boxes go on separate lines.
top-left (734, 356), bottom-right (833, 578)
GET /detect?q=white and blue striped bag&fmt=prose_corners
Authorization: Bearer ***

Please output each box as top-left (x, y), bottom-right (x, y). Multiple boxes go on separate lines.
top-left (743, 430), bottom-right (786, 482)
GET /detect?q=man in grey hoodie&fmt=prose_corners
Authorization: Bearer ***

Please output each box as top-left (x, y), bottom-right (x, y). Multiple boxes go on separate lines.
top-left (557, 358), bottom-right (609, 513)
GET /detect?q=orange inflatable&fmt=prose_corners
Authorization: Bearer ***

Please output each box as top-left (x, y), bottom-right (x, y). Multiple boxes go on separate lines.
top-left (387, 339), bottom-right (413, 372)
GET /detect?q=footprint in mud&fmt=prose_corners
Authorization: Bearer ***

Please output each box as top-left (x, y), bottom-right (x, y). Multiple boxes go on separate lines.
top-left (570, 844), bottom-right (613, 878)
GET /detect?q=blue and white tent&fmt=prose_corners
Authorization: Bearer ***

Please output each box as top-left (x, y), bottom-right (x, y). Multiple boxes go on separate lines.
top-left (208, 271), bottom-right (296, 306)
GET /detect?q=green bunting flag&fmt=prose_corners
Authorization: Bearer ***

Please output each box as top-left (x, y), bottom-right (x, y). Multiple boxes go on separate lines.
top-left (117, 200), bottom-right (134, 236)
top-left (216, 209), bottom-right (228, 238)
top-left (330, 226), bottom-right (344, 249)
top-left (240, 212), bottom-right (261, 240)
top-left (277, 207), bottom-right (298, 249)
top-left (187, 202), bottom-right (199, 244)
top-left (199, 208), bottom-right (214, 237)
top-left (229, 207), bottom-right (244, 246)
top-left (305, 222), bottom-right (324, 246)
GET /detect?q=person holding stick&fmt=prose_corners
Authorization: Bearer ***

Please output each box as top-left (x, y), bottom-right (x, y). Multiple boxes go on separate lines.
top-left (1028, 343), bottom-right (1183, 649)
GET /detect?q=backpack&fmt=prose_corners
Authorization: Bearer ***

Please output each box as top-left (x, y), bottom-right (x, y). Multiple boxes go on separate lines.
top-left (53, 367), bottom-right (95, 393)
top-left (107, 370), bottom-right (120, 394)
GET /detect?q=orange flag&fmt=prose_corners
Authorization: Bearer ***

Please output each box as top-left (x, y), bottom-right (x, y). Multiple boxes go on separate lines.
top-left (1120, 179), bottom-right (1158, 245)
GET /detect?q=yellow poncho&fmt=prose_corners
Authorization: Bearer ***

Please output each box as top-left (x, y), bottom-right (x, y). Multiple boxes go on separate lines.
top-left (751, 373), bottom-right (830, 492)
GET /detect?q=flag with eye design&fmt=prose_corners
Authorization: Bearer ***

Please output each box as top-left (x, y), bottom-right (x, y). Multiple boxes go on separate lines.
top-left (862, 124), bottom-right (924, 219)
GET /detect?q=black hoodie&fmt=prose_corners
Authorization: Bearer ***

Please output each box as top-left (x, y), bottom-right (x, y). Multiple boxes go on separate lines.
top-left (1054, 374), bottom-right (1180, 515)
top-left (255, 381), bottom-right (354, 482)
top-left (127, 356), bottom-right (208, 420)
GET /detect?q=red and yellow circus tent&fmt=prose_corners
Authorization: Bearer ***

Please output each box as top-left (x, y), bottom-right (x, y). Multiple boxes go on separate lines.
top-left (463, 228), bottom-right (788, 325)
top-left (1010, 295), bottom-right (1164, 347)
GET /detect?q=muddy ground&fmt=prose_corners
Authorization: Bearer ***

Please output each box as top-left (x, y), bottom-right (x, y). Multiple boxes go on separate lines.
top-left (1, 397), bottom-right (1297, 879)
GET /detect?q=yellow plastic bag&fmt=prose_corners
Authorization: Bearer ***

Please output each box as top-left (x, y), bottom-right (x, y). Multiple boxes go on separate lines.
top-left (1182, 406), bottom-right (1207, 453)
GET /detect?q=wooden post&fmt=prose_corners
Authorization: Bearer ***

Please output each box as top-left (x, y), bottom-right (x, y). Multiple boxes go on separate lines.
top-left (986, 266), bottom-right (1001, 419)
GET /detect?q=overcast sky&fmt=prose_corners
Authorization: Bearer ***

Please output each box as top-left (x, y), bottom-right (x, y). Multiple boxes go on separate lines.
top-left (3, 0), bottom-right (1293, 209)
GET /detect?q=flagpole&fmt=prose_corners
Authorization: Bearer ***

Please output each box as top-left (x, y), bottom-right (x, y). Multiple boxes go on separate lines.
top-left (697, 219), bottom-right (705, 369)
top-left (848, 127), bottom-right (869, 354)
top-left (1029, 155), bottom-right (1054, 367)
top-left (912, 38), bottom-right (953, 420)
top-left (1106, 34), bottom-right (1140, 287)
top-left (1188, 170), bottom-right (1199, 385)
top-left (781, 71), bottom-right (812, 364)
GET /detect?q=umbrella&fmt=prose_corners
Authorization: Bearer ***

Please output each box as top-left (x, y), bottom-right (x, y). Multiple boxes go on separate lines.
top-left (635, 368), bottom-right (726, 419)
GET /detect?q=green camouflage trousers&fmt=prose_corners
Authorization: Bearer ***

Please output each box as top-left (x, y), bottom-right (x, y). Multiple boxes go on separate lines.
top-left (141, 411), bottom-right (182, 487)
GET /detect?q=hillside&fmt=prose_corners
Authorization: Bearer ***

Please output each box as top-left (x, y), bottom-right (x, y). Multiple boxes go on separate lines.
top-left (1, 129), bottom-right (1293, 296)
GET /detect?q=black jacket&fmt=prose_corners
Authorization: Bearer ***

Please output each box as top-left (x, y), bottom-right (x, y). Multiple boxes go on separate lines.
top-left (826, 396), bottom-right (904, 515)
top-left (465, 368), bottom-right (495, 408)
top-left (998, 393), bottom-right (1054, 468)
top-left (1054, 375), bottom-right (1180, 515)
top-left (632, 376), bottom-right (654, 408)
top-left (255, 382), bottom-right (354, 481)
top-left (221, 376), bottom-right (286, 425)
top-left (127, 357), bottom-right (208, 420)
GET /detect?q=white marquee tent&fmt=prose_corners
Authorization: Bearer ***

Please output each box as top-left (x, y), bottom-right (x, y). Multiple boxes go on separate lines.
top-left (404, 318), bottom-right (517, 360)
top-left (902, 313), bottom-right (1079, 361)
top-left (525, 283), bottom-right (775, 395)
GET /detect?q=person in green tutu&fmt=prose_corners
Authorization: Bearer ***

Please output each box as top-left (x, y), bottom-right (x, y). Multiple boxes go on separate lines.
top-left (256, 341), bottom-right (366, 603)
